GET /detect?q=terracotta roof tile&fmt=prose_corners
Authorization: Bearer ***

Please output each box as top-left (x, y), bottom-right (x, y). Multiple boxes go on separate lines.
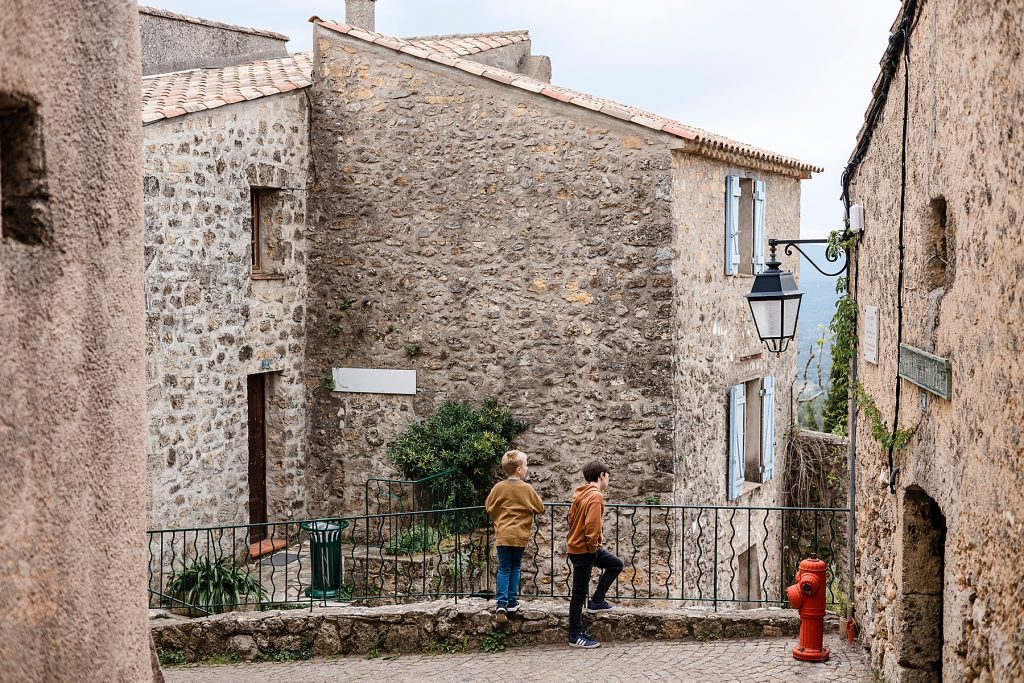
top-left (310, 18), bottom-right (820, 175)
top-left (404, 30), bottom-right (531, 58)
top-left (141, 53), bottom-right (312, 124)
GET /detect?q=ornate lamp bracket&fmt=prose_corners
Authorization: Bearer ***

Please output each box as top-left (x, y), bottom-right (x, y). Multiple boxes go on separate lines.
top-left (768, 238), bottom-right (850, 277)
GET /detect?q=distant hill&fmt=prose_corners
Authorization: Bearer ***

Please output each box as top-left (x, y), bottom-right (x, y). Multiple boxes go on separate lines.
top-left (795, 244), bottom-right (841, 401)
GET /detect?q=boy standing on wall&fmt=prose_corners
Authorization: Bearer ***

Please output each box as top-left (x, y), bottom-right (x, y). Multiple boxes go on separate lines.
top-left (485, 450), bottom-right (545, 623)
top-left (566, 460), bottom-right (624, 649)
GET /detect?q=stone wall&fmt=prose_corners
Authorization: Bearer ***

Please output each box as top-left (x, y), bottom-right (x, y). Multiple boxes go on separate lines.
top-left (305, 29), bottom-right (683, 515)
top-left (303, 28), bottom-right (806, 519)
top-left (139, 6), bottom-right (289, 76)
top-left (143, 92), bottom-right (310, 529)
top-left (0, 0), bottom-right (153, 679)
top-left (848, 1), bottom-right (1024, 680)
top-left (152, 600), bottom-right (804, 662)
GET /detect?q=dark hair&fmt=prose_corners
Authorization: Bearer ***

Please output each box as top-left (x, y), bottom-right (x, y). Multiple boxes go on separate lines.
top-left (582, 460), bottom-right (609, 483)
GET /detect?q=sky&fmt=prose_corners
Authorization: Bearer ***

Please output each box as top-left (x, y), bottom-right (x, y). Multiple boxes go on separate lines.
top-left (148, 0), bottom-right (900, 239)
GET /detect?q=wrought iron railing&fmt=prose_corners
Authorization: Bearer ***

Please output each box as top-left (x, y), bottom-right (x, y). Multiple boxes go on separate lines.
top-left (146, 504), bottom-right (848, 615)
top-left (363, 469), bottom-right (458, 516)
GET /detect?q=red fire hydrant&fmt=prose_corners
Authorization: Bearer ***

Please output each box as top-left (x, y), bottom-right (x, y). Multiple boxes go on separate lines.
top-left (786, 556), bottom-right (830, 662)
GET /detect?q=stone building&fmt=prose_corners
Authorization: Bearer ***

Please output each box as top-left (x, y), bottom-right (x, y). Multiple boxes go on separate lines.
top-left (1, 0), bottom-right (154, 679)
top-left (304, 14), bottom-right (819, 522)
top-left (846, 0), bottom-right (1024, 680)
top-left (141, 8), bottom-right (312, 530)
top-left (138, 2), bottom-right (820, 552)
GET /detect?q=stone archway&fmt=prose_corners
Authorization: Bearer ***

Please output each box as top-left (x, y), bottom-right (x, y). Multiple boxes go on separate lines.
top-left (896, 487), bottom-right (947, 680)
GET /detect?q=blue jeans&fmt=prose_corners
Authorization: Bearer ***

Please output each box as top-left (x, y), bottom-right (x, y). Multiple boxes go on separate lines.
top-left (496, 546), bottom-right (525, 607)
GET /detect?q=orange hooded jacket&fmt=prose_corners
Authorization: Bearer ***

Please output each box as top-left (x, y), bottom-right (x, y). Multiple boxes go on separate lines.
top-left (566, 483), bottom-right (604, 554)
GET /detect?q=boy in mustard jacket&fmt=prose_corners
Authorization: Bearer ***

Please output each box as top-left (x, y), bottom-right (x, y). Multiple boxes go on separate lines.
top-left (484, 450), bottom-right (545, 623)
top-left (565, 460), bottom-right (624, 648)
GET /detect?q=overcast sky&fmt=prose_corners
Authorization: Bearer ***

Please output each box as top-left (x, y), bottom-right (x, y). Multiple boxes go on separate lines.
top-left (148, 0), bottom-right (899, 239)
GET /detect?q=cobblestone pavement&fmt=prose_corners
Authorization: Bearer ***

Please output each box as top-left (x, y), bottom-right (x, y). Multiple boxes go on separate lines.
top-left (165, 635), bottom-right (871, 682)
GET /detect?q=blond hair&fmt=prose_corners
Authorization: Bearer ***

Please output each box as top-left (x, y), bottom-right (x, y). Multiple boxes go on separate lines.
top-left (501, 450), bottom-right (527, 476)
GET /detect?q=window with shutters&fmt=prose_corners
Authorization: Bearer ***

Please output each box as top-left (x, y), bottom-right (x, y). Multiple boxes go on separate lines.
top-left (724, 175), bottom-right (766, 276)
top-left (727, 375), bottom-right (776, 500)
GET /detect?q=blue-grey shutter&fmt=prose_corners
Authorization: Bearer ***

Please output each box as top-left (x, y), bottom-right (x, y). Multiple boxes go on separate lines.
top-left (724, 175), bottom-right (741, 275)
top-left (728, 384), bottom-right (745, 500)
top-left (761, 375), bottom-right (775, 481)
top-left (753, 180), bottom-right (766, 274)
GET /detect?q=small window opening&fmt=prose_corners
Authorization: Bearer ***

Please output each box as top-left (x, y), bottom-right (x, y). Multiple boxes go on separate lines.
top-left (737, 178), bottom-right (755, 275)
top-left (250, 187), bottom-right (263, 272)
top-left (925, 196), bottom-right (953, 290)
top-left (743, 378), bottom-right (762, 481)
top-left (1, 94), bottom-right (50, 245)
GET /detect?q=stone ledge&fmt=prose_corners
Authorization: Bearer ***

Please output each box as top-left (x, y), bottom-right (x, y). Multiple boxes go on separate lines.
top-left (152, 599), bottom-right (828, 662)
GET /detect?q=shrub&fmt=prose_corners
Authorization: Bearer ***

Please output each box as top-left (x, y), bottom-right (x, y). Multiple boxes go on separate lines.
top-left (165, 557), bottom-right (267, 615)
top-left (383, 526), bottom-right (441, 554)
top-left (387, 399), bottom-right (528, 506)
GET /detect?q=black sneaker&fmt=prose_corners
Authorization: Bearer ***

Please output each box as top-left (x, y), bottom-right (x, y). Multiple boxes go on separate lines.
top-left (506, 600), bottom-right (521, 613)
top-left (587, 599), bottom-right (613, 612)
top-left (568, 632), bottom-right (600, 649)
top-left (495, 606), bottom-right (508, 624)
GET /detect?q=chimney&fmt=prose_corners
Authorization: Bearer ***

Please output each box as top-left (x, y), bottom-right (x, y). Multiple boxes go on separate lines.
top-left (345, 0), bottom-right (377, 30)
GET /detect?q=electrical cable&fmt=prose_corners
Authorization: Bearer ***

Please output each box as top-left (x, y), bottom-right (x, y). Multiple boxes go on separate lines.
top-left (838, 1), bottom-right (918, 496)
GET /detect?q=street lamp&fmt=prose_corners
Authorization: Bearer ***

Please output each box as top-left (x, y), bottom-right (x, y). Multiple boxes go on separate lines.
top-left (746, 238), bottom-right (850, 354)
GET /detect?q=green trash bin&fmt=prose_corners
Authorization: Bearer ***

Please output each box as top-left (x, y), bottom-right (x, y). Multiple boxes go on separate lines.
top-left (301, 520), bottom-right (348, 599)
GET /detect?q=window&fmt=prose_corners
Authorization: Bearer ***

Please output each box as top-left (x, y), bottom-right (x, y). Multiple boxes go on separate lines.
top-left (250, 187), bottom-right (264, 272)
top-left (727, 375), bottom-right (775, 500)
top-left (724, 175), bottom-right (766, 276)
top-left (1, 94), bottom-right (50, 245)
top-left (925, 195), bottom-right (953, 290)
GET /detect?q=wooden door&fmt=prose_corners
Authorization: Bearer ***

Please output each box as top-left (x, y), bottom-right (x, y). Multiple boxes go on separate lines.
top-left (247, 373), bottom-right (268, 543)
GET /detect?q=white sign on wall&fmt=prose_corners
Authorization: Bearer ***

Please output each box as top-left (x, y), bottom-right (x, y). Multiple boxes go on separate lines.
top-left (863, 305), bottom-right (879, 365)
top-left (332, 368), bottom-right (417, 395)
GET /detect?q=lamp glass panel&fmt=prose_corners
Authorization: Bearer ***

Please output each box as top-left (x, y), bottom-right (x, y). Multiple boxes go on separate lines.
top-left (750, 299), bottom-right (783, 339)
top-left (783, 296), bottom-right (801, 338)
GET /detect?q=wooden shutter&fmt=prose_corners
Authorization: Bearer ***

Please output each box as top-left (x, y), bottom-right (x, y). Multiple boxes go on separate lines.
top-left (761, 375), bottom-right (775, 482)
top-left (728, 384), bottom-right (745, 500)
top-left (753, 180), bottom-right (766, 274)
top-left (724, 175), bottom-right (741, 275)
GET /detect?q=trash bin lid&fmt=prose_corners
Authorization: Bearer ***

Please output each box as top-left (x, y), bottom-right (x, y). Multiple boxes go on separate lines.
top-left (300, 519), bottom-right (349, 532)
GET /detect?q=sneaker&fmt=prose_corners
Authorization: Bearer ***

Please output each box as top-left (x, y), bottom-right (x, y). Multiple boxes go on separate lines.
top-left (495, 606), bottom-right (508, 624)
top-left (506, 600), bottom-right (521, 613)
top-left (568, 632), bottom-right (600, 649)
top-left (587, 599), bottom-right (613, 612)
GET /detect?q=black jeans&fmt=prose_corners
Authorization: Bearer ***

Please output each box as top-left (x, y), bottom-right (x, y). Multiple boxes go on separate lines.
top-left (568, 548), bottom-right (624, 636)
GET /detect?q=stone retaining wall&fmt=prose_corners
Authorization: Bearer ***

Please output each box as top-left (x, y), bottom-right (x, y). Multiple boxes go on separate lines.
top-left (151, 599), bottom-right (824, 662)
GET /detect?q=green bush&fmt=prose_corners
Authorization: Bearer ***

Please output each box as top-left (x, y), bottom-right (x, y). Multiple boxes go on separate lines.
top-left (387, 399), bottom-right (528, 507)
top-left (165, 557), bottom-right (267, 615)
top-left (384, 526), bottom-right (441, 554)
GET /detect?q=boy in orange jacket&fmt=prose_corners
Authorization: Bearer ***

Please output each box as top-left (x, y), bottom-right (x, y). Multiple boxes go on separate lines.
top-left (484, 450), bottom-right (544, 623)
top-left (565, 460), bottom-right (623, 648)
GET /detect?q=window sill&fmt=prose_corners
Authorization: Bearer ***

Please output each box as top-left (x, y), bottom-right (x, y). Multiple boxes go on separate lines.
top-left (251, 272), bottom-right (287, 281)
top-left (739, 480), bottom-right (763, 497)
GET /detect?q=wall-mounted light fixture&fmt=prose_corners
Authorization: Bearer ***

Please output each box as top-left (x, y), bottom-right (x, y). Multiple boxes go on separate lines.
top-left (745, 238), bottom-right (850, 353)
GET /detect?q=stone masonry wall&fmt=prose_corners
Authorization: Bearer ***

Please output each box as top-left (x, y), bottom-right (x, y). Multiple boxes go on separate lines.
top-left (305, 29), bottom-right (681, 515)
top-left (849, 1), bottom-right (1024, 680)
top-left (143, 92), bottom-right (310, 529)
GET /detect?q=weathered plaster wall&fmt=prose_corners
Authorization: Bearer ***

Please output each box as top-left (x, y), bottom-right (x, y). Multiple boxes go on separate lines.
top-left (0, 1), bottom-right (152, 680)
top-left (849, 1), bottom-right (1024, 680)
top-left (305, 29), bottom-right (680, 515)
top-left (143, 93), bottom-right (310, 529)
top-left (140, 7), bottom-right (289, 76)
